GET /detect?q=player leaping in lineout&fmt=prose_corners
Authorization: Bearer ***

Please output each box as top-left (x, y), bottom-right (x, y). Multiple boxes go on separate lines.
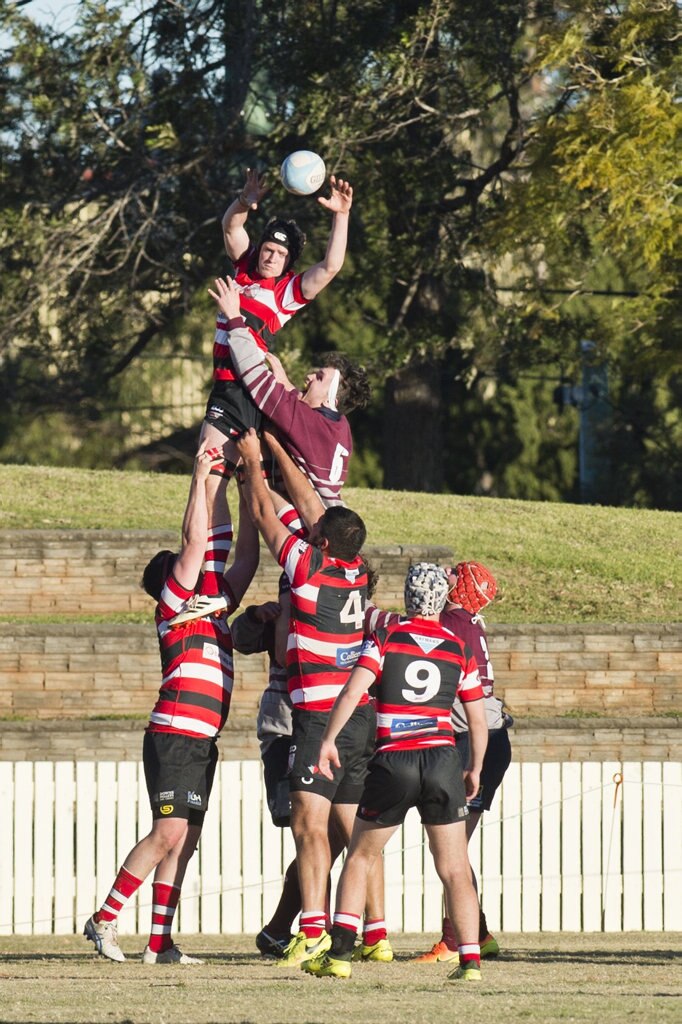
top-left (171, 169), bottom-right (356, 627)
top-left (201, 167), bottom-right (354, 499)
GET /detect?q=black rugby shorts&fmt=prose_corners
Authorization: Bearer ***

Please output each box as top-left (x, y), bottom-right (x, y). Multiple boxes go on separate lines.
top-left (357, 745), bottom-right (469, 827)
top-left (288, 703), bottom-right (375, 803)
top-left (204, 382), bottom-right (262, 439)
top-left (143, 731), bottom-right (218, 825)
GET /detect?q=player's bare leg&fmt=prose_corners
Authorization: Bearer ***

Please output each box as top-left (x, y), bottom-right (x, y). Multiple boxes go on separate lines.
top-left (330, 802), bottom-right (392, 961)
top-left (289, 790), bottom-right (333, 911)
top-left (198, 420), bottom-right (240, 533)
top-left (139, 823), bottom-right (205, 965)
top-left (303, 818), bottom-right (396, 976)
top-left (425, 821), bottom-right (482, 981)
top-left (277, 791), bottom-right (335, 966)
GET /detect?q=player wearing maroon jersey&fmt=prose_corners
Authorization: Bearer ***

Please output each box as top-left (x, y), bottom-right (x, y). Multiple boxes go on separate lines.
top-left (199, 168), bottom-right (354, 533)
top-left (304, 564), bottom-right (488, 983)
top-left (209, 273), bottom-right (370, 506)
top-left (236, 428), bottom-right (389, 968)
top-left (83, 445), bottom-right (258, 965)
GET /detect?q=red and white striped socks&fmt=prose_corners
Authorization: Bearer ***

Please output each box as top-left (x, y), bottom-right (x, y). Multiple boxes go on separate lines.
top-left (363, 917), bottom-right (387, 947)
top-left (201, 522), bottom-right (233, 595)
top-left (299, 910), bottom-right (326, 940)
top-left (147, 880), bottom-right (181, 954)
top-left (94, 866), bottom-right (142, 923)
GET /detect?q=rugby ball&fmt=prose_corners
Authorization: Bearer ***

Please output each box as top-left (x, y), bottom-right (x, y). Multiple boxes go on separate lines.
top-left (280, 150), bottom-right (326, 195)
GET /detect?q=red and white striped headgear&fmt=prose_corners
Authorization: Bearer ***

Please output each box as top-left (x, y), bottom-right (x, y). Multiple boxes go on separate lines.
top-left (449, 561), bottom-right (497, 614)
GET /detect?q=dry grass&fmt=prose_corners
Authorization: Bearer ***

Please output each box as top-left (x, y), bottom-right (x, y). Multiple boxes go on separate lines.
top-left (0, 932), bottom-right (680, 1024)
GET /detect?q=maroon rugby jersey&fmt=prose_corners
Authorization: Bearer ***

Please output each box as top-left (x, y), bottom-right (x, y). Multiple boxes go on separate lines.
top-left (148, 573), bottom-right (236, 740)
top-left (278, 532), bottom-right (368, 712)
top-left (440, 607), bottom-right (508, 732)
top-left (227, 323), bottom-right (352, 505)
top-left (356, 618), bottom-right (482, 752)
top-left (212, 247), bottom-right (310, 384)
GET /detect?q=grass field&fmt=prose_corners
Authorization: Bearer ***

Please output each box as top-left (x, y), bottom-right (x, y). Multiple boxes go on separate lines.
top-left (1, 932), bottom-right (680, 1024)
top-left (1, 464), bottom-right (681, 623)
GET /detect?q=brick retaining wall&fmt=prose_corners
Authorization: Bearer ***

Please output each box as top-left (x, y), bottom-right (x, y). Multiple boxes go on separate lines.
top-left (1, 624), bottom-right (680, 761)
top-left (0, 531), bottom-right (451, 616)
top-left (1, 717), bottom-right (679, 763)
top-left (1, 531), bottom-right (680, 763)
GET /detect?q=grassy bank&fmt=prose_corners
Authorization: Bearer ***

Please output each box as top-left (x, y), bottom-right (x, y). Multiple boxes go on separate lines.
top-left (1, 464), bottom-right (680, 623)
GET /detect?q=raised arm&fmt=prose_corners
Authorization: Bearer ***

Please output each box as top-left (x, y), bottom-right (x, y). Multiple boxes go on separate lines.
top-left (221, 167), bottom-right (268, 262)
top-left (262, 426), bottom-right (324, 533)
top-left (299, 176), bottom-right (352, 300)
top-left (208, 276), bottom-right (265, 377)
top-left (174, 444), bottom-right (219, 591)
top-left (235, 429), bottom-right (291, 562)
top-left (222, 483), bottom-right (260, 609)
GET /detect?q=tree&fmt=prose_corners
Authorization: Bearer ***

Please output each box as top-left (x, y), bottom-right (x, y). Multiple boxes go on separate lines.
top-left (1, 0), bottom-right (679, 506)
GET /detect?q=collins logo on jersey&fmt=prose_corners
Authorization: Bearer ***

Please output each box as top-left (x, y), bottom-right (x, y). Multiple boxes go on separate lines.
top-left (336, 646), bottom-right (361, 668)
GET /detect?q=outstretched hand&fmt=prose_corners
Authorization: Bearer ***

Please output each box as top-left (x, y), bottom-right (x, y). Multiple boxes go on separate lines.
top-left (240, 167), bottom-right (268, 210)
top-left (208, 275), bottom-right (241, 320)
top-left (318, 175), bottom-right (353, 214)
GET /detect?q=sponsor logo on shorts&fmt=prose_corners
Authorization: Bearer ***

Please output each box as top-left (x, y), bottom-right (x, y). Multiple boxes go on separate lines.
top-left (300, 777), bottom-right (314, 786)
top-left (360, 806), bottom-right (380, 818)
top-left (207, 405), bottom-right (223, 419)
top-left (187, 791), bottom-right (202, 807)
top-left (336, 646), bottom-right (360, 668)
top-left (457, 806), bottom-right (469, 818)
top-left (287, 745), bottom-right (296, 773)
top-left (160, 804), bottom-right (174, 815)
top-left (159, 790), bottom-right (174, 800)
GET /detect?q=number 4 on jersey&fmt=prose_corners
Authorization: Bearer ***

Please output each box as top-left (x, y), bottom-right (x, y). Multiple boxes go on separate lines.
top-left (340, 589), bottom-right (364, 630)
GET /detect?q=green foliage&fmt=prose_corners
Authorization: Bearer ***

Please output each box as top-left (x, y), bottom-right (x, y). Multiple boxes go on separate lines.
top-left (0, 0), bottom-right (679, 506)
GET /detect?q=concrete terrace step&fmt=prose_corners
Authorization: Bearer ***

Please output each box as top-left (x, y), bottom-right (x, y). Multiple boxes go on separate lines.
top-left (1, 715), bottom-right (679, 763)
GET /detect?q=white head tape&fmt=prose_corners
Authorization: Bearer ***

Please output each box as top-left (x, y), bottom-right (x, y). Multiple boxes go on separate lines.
top-left (326, 369), bottom-right (341, 411)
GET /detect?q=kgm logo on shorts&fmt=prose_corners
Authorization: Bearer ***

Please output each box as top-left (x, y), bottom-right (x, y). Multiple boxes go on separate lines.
top-left (187, 791), bottom-right (202, 807)
top-left (336, 646), bottom-right (360, 669)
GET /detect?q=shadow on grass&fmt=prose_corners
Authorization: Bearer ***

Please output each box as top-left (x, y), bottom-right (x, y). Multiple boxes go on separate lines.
top-left (0, 951), bottom-right (256, 964)
top-left (392, 948), bottom-right (681, 966)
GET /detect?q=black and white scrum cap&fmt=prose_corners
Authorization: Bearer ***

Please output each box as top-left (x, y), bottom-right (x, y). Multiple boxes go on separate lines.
top-left (404, 562), bottom-right (449, 617)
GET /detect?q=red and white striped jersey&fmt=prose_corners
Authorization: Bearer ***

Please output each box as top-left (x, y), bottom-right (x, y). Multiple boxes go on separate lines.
top-left (279, 533), bottom-right (368, 711)
top-left (212, 248), bottom-right (310, 383)
top-left (148, 574), bottom-right (236, 740)
top-left (356, 617), bottom-right (483, 752)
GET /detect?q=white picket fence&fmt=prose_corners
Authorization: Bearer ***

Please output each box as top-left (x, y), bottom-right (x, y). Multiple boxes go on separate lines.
top-left (0, 760), bottom-right (680, 936)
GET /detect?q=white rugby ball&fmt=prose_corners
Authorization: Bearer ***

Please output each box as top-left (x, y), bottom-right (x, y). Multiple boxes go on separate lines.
top-left (280, 150), bottom-right (326, 195)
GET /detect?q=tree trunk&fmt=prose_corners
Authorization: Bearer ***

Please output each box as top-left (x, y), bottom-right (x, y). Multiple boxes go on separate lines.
top-left (382, 362), bottom-right (444, 492)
